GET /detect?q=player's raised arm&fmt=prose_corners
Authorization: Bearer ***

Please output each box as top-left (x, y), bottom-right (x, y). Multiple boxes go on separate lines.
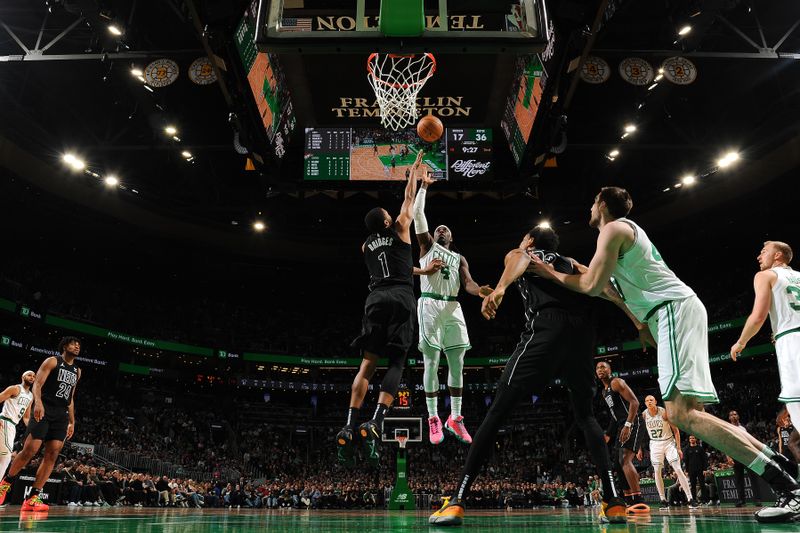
top-left (394, 150), bottom-right (424, 243)
top-left (459, 255), bottom-right (492, 298)
top-left (413, 166), bottom-right (435, 255)
top-left (531, 222), bottom-right (627, 296)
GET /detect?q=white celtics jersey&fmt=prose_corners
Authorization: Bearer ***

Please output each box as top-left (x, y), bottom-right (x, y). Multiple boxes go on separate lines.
top-left (770, 266), bottom-right (800, 340)
top-left (0, 384), bottom-right (32, 424)
top-left (644, 406), bottom-right (674, 442)
top-left (610, 218), bottom-right (695, 321)
top-left (420, 242), bottom-right (461, 298)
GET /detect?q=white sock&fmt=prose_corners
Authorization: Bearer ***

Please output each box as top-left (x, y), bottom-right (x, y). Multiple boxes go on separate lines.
top-left (426, 396), bottom-right (438, 418)
top-left (451, 396), bottom-right (462, 417)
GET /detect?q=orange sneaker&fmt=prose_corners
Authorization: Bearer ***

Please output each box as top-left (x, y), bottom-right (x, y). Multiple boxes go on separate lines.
top-left (428, 497), bottom-right (465, 526)
top-left (600, 497), bottom-right (627, 524)
top-left (21, 494), bottom-right (49, 512)
top-left (0, 480), bottom-right (11, 506)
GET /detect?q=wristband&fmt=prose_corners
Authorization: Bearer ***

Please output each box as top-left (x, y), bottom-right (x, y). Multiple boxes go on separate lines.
top-left (624, 421), bottom-right (632, 428)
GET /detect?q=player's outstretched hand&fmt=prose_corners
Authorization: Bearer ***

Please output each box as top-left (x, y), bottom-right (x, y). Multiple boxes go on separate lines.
top-left (528, 253), bottom-right (557, 280)
top-left (619, 426), bottom-right (631, 444)
top-left (637, 326), bottom-right (657, 351)
top-left (412, 150), bottom-right (425, 169)
top-left (478, 285), bottom-right (494, 298)
top-left (33, 403), bottom-right (44, 422)
top-left (481, 289), bottom-right (505, 320)
top-left (420, 258), bottom-right (444, 275)
top-left (66, 422), bottom-right (75, 440)
top-left (421, 168), bottom-right (435, 188)
top-left (730, 341), bottom-right (745, 362)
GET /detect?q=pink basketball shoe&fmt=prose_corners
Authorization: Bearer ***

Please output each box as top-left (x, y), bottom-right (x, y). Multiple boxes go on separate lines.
top-left (445, 415), bottom-right (472, 444)
top-left (428, 415), bottom-right (445, 445)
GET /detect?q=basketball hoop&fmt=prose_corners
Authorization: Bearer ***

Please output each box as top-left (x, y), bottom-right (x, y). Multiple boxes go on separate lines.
top-left (396, 435), bottom-right (409, 449)
top-left (367, 53), bottom-right (436, 131)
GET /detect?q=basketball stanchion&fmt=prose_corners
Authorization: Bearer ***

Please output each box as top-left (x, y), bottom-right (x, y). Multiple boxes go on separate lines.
top-left (388, 429), bottom-right (415, 510)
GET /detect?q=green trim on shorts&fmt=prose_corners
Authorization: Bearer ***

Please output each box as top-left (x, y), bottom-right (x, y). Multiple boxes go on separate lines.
top-left (663, 303), bottom-right (680, 400)
top-left (417, 301), bottom-right (441, 352)
top-left (443, 343), bottom-right (471, 352)
top-left (420, 292), bottom-right (458, 302)
top-left (679, 390), bottom-right (720, 404)
top-left (2, 421), bottom-right (11, 452)
top-left (775, 326), bottom-right (800, 341)
top-left (779, 396), bottom-right (800, 403)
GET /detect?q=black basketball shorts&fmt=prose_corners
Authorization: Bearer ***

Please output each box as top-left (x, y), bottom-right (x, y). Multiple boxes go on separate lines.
top-left (351, 285), bottom-right (416, 364)
top-left (26, 412), bottom-right (69, 443)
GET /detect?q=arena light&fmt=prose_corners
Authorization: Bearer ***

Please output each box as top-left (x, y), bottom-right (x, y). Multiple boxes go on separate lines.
top-left (143, 85), bottom-right (153, 93)
top-left (647, 83), bottom-right (658, 91)
top-left (654, 74), bottom-right (664, 82)
top-left (608, 149), bottom-right (620, 157)
top-left (537, 221), bottom-right (551, 229)
top-left (181, 150), bottom-right (193, 159)
top-left (253, 221), bottom-right (266, 232)
top-left (717, 151), bottom-right (740, 168)
top-left (678, 25), bottom-right (692, 36)
top-left (104, 176), bottom-right (119, 187)
top-left (681, 175), bottom-right (696, 186)
top-left (624, 124), bottom-right (637, 133)
top-left (164, 126), bottom-right (177, 135)
top-left (62, 153), bottom-right (85, 170)
top-left (674, 182), bottom-right (683, 189)
top-left (108, 24), bottom-right (123, 36)
top-left (131, 67), bottom-right (143, 77)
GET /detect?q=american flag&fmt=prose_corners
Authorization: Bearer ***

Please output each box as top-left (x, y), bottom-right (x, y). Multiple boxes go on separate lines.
top-left (281, 17), bottom-right (313, 32)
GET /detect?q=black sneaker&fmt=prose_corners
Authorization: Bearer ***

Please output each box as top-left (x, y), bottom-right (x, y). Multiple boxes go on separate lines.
top-left (336, 426), bottom-right (357, 467)
top-left (659, 500), bottom-right (669, 510)
top-left (755, 489), bottom-right (800, 523)
top-left (358, 420), bottom-right (381, 467)
top-left (687, 499), bottom-right (700, 510)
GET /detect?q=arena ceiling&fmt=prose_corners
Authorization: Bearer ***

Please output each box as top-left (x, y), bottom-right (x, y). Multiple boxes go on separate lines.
top-left (0, 0), bottom-right (799, 260)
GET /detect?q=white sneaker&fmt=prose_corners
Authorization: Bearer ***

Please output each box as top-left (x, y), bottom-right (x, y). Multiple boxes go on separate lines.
top-left (68, 502), bottom-right (77, 507)
top-left (755, 489), bottom-right (800, 523)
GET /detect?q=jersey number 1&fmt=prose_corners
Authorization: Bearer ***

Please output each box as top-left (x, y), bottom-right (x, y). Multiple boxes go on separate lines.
top-left (378, 252), bottom-right (390, 278)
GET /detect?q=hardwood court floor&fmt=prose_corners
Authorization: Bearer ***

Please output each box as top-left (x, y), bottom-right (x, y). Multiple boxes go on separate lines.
top-left (1, 505), bottom-right (797, 532)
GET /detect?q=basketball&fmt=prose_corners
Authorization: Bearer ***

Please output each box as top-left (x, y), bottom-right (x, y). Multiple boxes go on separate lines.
top-left (417, 116), bottom-right (444, 142)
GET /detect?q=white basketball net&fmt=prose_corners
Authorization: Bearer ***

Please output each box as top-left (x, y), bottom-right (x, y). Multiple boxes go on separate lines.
top-left (367, 53), bottom-right (436, 131)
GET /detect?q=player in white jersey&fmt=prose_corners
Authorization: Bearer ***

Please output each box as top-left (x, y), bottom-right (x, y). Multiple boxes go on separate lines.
top-left (731, 240), bottom-right (800, 468)
top-left (0, 371), bottom-right (35, 478)
top-left (412, 170), bottom-right (491, 445)
top-left (642, 395), bottom-right (694, 509)
top-left (530, 187), bottom-right (800, 522)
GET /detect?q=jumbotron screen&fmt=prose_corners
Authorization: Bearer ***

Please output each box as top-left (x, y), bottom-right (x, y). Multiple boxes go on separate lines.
top-left (303, 126), bottom-right (492, 181)
top-left (501, 55), bottom-right (544, 166)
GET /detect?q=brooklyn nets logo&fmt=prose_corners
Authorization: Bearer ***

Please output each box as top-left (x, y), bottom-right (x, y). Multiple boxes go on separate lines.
top-left (661, 57), bottom-right (697, 85)
top-left (618, 57), bottom-right (654, 86)
top-left (144, 59), bottom-right (179, 88)
top-left (580, 57), bottom-right (610, 84)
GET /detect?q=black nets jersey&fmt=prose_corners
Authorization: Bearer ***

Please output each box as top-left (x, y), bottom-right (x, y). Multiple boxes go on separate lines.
top-left (515, 248), bottom-right (591, 322)
top-left (41, 355), bottom-right (79, 415)
top-left (363, 229), bottom-right (413, 291)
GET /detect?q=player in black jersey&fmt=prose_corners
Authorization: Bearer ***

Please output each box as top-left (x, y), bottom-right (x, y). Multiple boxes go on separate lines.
top-left (0, 336), bottom-right (81, 511)
top-left (337, 151), bottom-right (424, 468)
top-left (777, 408), bottom-right (800, 469)
top-left (595, 361), bottom-right (648, 510)
top-left (430, 226), bottom-right (634, 526)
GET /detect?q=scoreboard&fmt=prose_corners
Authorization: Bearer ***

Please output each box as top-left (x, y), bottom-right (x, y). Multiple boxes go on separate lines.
top-left (304, 127), bottom-right (492, 180)
top-left (447, 128), bottom-right (493, 179)
top-left (304, 128), bottom-right (351, 180)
